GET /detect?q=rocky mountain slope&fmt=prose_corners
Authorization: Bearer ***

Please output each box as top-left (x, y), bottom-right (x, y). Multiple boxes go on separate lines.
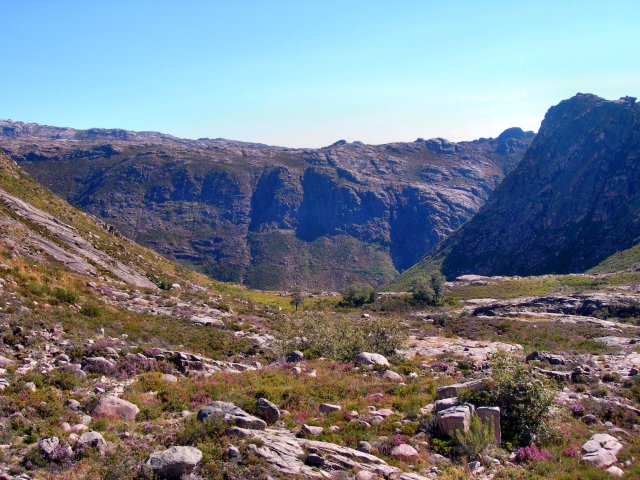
top-left (389, 94), bottom-right (640, 289)
top-left (0, 121), bottom-right (533, 290)
top-left (1, 149), bottom-right (640, 479)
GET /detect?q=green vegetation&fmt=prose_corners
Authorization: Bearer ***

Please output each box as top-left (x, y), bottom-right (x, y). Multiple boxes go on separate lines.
top-left (452, 414), bottom-right (496, 460)
top-left (340, 282), bottom-right (378, 307)
top-left (412, 273), bottom-right (446, 304)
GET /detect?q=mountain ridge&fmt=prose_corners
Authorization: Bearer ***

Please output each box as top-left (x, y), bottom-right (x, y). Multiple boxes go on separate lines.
top-left (0, 119), bottom-right (533, 290)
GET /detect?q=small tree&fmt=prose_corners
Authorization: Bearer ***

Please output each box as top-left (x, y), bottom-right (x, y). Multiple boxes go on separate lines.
top-left (340, 283), bottom-right (377, 307)
top-left (412, 273), bottom-right (447, 305)
top-left (290, 285), bottom-right (305, 311)
top-left (452, 414), bottom-right (495, 461)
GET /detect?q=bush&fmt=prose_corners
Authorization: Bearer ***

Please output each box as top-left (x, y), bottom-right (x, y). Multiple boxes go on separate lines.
top-left (340, 283), bottom-right (377, 307)
top-left (514, 444), bottom-right (552, 463)
top-left (474, 350), bottom-right (557, 444)
top-left (412, 273), bottom-right (446, 305)
top-left (51, 287), bottom-right (78, 304)
top-left (452, 414), bottom-right (495, 460)
top-left (275, 313), bottom-right (406, 362)
top-left (79, 303), bottom-right (101, 318)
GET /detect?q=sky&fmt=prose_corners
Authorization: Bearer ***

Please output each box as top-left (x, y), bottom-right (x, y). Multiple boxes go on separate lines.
top-left (1, 1), bottom-right (639, 148)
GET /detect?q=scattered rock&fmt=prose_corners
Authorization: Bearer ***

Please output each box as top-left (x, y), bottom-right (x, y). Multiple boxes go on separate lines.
top-left (305, 453), bottom-right (325, 466)
top-left (390, 444), bottom-right (419, 461)
top-left (287, 350), bottom-right (305, 362)
top-left (526, 351), bottom-right (566, 365)
top-left (197, 401), bottom-right (266, 430)
top-left (75, 431), bottom-right (108, 455)
top-left (255, 398), bottom-right (280, 425)
top-left (160, 374), bottom-right (178, 383)
top-left (144, 446), bottom-right (202, 479)
top-left (301, 424), bottom-right (324, 436)
top-left (605, 466), bottom-right (624, 477)
top-left (93, 395), bottom-right (139, 421)
top-left (436, 379), bottom-right (484, 400)
top-left (357, 441), bottom-right (372, 453)
top-left (377, 370), bottom-right (403, 382)
top-left (581, 433), bottom-right (623, 468)
top-left (355, 352), bottom-right (390, 367)
top-left (319, 403), bottom-right (341, 414)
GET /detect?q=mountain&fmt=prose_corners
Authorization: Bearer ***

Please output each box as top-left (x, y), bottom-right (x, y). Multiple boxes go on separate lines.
top-left (388, 93), bottom-right (640, 290)
top-left (0, 120), bottom-right (533, 290)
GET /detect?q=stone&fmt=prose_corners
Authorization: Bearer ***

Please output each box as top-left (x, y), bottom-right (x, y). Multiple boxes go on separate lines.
top-left (329, 425), bottom-right (340, 433)
top-left (355, 472), bottom-right (376, 480)
top-left (197, 401), bottom-right (266, 430)
top-left (61, 422), bottom-right (71, 432)
top-left (526, 351), bottom-right (566, 365)
top-left (301, 424), bottom-right (324, 436)
top-left (75, 431), bottom-right (107, 454)
top-left (629, 367), bottom-right (638, 376)
top-left (436, 405), bottom-right (472, 436)
top-left (435, 397), bottom-right (460, 413)
top-left (580, 414), bottom-right (599, 425)
top-left (255, 398), bottom-right (280, 425)
top-left (357, 441), bottom-right (372, 453)
top-left (370, 415), bottom-right (384, 425)
top-left (93, 395), bottom-right (139, 421)
top-left (0, 356), bottom-right (15, 367)
top-left (420, 404), bottom-right (435, 415)
top-left (436, 379), bottom-right (484, 400)
top-left (160, 374), bottom-right (178, 383)
top-left (144, 446), bottom-right (202, 479)
top-left (390, 444), bottom-right (419, 461)
top-left (536, 368), bottom-right (571, 382)
top-left (72, 424), bottom-right (88, 433)
top-left (378, 370), bottom-right (403, 382)
top-left (375, 408), bottom-right (394, 417)
top-left (355, 352), bottom-right (390, 367)
top-left (81, 415), bottom-right (92, 425)
top-left (581, 433), bottom-right (623, 468)
top-left (287, 350), bottom-right (305, 363)
top-left (468, 461), bottom-right (484, 474)
top-left (64, 399), bottom-right (82, 411)
top-left (306, 453), bottom-right (325, 466)
top-left (25, 382), bottom-right (36, 392)
top-left (605, 466), bottom-right (624, 477)
top-left (476, 406), bottom-right (501, 443)
top-left (319, 403), bottom-right (341, 414)
top-left (39, 437), bottom-right (59, 458)
top-left (227, 444), bottom-right (240, 458)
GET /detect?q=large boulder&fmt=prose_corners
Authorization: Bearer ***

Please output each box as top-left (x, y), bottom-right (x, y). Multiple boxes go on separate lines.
top-left (476, 406), bottom-right (501, 444)
top-left (390, 444), bottom-right (419, 461)
top-left (287, 350), bottom-right (305, 362)
top-left (526, 351), bottom-right (566, 365)
top-left (354, 352), bottom-right (390, 367)
top-left (93, 395), bottom-right (139, 421)
top-left (377, 370), bottom-right (403, 382)
top-left (581, 433), bottom-right (623, 468)
top-left (75, 431), bottom-right (108, 455)
top-left (255, 398), bottom-right (280, 425)
top-left (436, 379), bottom-right (484, 400)
top-left (436, 405), bottom-right (473, 436)
top-left (144, 446), bottom-right (202, 479)
top-left (197, 401), bottom-right (266, 430)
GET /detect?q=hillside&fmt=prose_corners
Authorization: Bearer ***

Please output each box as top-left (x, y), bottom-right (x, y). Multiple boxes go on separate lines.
top-left (0, 121), bottom-right (533, 290)
top-left (387, 93), bottom-right (640, 290)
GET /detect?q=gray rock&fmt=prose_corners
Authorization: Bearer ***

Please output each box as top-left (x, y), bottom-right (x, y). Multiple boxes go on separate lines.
top-left (160, 374), bottom-right (178, 383)
top-left (476, 406), bottom-right (501, 443)
top-left (255, 398), bottom-right (280, 425)
top-left (357, 441), bottom-right (372, 453)
top-left (354, 352), bottom-right (390, 367)
top-left (306, 453), bottom-right (325, 466)
top-left (39, 437), bottom-right (59, 458)
top-left (227, 444), bottom-right (240, 458)
top-left (64, 399), bottom-right (82, 411)
top-left (301, 424), bottom-right (324, 436)
top-left (197, 401), bottom-right (266, 430)
top-left (319, 403), bottom-right (341, 414)
top-left (580, 414), bottom-right (599, 425)
top-left (93, 395), bottom-right (139, 421)
top-left (287, 350), bottom-right (305, 362)
top-left (436, 379), bottom-right (484, 400)
top-left (144, 446), bottom-right (202, 479)
top-left (526, 350), bottom-right (566, 365)
top-left (75, 431), bottom-right (107, 454)
top-left (581, 433), bottom-right (623, 468)
top-left (436, 405), bottom-right (473, 436)
top-left (377, 370), bottom-right (403, 382)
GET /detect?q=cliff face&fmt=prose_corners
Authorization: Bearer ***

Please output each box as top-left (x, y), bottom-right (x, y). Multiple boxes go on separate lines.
top-left (0, 120), bottom-right (532, 289)
top-left (391, 94), bottom-right (640, 286)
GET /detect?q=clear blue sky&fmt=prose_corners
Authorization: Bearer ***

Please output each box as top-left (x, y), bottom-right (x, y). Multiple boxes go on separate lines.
top-left (2, 1), bottom-right (639, 148)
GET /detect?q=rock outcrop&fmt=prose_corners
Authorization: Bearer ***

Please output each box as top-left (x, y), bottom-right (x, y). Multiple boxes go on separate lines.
top-left (197, 401), bottom-right (267, 430)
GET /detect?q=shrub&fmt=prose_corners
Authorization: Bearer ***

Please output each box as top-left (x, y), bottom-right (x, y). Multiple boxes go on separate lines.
top-left (275, 313), bottom-right (406, 362)
top-left (483, 350), bottom-right (557, 444)
top-left (514, 444), bottom-right (552, 463)
top-left (412, 273), bottom-right (446, 305)
top-left (570, 403), bottom-right (585, 416)
top-left (430, 362), bottom-right (450, 372)
top-left (51, 287), bottom-right (78, 304)
top-left (452, 414), bottom-right (495, 460)
top-left (79, 303), bottom-right (101, 318)
top-left (289, 285), bottom-right (305, 312)
top-left (340, 283), bottom-right (377, 307)
top-left (601, 372), bottom-right (620, 383)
